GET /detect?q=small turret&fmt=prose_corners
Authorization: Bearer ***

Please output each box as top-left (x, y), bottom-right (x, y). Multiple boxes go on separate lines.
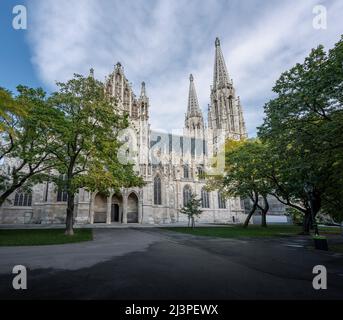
top-left (137, 81), bottom-right (149, 121)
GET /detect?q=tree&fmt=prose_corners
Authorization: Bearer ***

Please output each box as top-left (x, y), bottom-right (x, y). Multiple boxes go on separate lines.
top-left (48, 73), bottom-right (144, 235)
top-left (180, 193), bottom-right (202, 228)
top-left (206, 139), bottom-right (271, 228)
top-left (258, 35), bottom-right (343, 233)
top-left (0, 86), bottom-right (59, 206)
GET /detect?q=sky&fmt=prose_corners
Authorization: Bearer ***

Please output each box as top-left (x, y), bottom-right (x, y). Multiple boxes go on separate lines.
top-left (0, 0), bottom-right (342, 136)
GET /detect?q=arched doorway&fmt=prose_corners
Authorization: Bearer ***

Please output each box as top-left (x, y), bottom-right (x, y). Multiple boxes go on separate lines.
top-left (127, 193), bottom-right (139, 223)
top-left (111, 194), bottom-right (123, 223)
top-left (94, 193), bottom-right (107, 223)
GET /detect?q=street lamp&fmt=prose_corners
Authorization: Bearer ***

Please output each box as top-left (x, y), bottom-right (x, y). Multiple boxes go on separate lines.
top-left (304, 182), bottom-right (319, 236)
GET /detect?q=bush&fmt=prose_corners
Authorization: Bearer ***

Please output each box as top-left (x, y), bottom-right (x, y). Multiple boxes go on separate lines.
top-left (285, 208), bottom-right (303, 225)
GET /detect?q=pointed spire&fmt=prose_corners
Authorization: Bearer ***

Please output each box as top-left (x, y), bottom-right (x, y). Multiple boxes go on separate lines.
top-left (184, 74), bottom-right (204, 136)
top-left (187, 74), bottom-right (201, 116)
top-left (140, 81), bottom-right (147, 97)
top-left (213, 37), bottom-right (230, 89)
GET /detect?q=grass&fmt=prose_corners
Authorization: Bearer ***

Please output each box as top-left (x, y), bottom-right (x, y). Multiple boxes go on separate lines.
top-left (0, 228), bottom-right (93, 246)
top-left (163, 224), bottom-right (341, 239)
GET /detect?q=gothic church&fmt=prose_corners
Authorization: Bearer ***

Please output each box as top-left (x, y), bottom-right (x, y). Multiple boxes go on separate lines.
top-left (0, 38), bottom-right (248, 225)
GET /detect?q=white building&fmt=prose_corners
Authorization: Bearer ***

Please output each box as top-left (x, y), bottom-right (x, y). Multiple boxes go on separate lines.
top-left (0, 38), bottom-right (248, 225)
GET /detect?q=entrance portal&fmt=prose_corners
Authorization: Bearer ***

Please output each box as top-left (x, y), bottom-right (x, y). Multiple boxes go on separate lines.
top-left (127, 193), bottom-right (139, 223)
top-left (111, 194), bottom-right (123, 223)
top-left (111, 204), bottom-right (120, 222)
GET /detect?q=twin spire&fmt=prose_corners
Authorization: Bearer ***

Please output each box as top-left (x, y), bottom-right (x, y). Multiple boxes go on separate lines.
top-left (187, 74), bottom-right (202, 117)
top-left (186, 37), bottom-right (230, 120)
top-left (213, 37), bottom-right (230, 89)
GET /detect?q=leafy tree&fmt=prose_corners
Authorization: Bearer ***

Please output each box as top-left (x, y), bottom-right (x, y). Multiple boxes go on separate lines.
top-left (48, 73), bottom-right (144, 235)
top-left (206, 139), bottom-right (271, 228)
top-left (180, 193), bottom-right (202, 228)
top-left (0, 86), bottom-right (58, 206)
top-left (258, 35), bottom-right (343, 233)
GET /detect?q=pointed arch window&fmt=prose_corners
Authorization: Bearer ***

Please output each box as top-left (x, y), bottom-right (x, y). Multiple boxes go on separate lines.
top-left (14, 190), bottom-right (32, 207)
top-left (154, 175), bottom-right (162, 205)
top-left (57, 175), bottom-right (68, 202)
top-left (197, 166), bottom-right (205, 180)
top-left (183, 185), bottom-right (192, 206)
top-left (183, 165), bottom-right (189, 179)
top-left (201, 188), bottom-right (210, 208)
top-left (218, 192), bottom-right (226, 209)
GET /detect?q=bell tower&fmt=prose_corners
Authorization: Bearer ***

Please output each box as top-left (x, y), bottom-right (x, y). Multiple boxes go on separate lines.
top-left (208, 37), bottom-right (247, 147)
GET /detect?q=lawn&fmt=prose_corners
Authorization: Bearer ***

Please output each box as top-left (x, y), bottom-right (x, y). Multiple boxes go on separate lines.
top-left (163, 225), bottom-right (341, 239)
top-left (0, 228), bottom-right (93, 246)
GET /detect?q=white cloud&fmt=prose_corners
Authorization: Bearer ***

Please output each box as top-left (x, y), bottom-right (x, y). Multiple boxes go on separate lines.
top-left (27, 0), bottom-right (343, 136)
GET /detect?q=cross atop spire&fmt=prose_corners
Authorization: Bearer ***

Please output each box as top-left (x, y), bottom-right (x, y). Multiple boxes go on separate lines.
top-left (187, 74), bottom-right (201, 117)
top-left (213, 37), bottom-right (230, 89)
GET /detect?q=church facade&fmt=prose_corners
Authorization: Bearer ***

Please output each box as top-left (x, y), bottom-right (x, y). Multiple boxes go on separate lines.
top-left (0, 38), bottom-right (248, 225)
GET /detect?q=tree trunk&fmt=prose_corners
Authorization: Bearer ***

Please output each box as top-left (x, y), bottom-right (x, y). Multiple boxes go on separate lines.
top-left (243, 192), bottom-right (258, 228)
top-left (260, 195), bottom-right (269, 228)
top-left (65, 191), bottom-right (75, 236)
top-left (261, 211), bottom-right (267, 228)
top-left (192, 217), bottom-right (195, 229)
top-left (302, 211), bottom-right (311, 235)
top-left (0, 178), bottom-right (30, 207)
top-left (303, 189), bottom-right (322, 235)
top-left (0, 189), bottom-right (15, 207)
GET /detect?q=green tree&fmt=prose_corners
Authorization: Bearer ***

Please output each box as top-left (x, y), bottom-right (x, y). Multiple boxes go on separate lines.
top-left (48, 73), bottom-right (144, 235)
top-left (0, 86), bottom-right (58, 206)
top-left (206, 139), bottom-right (271, 228)
top-left (258, 35), bottom-right (343, 233)
top-left (180, 193), bottom-right (202, 228)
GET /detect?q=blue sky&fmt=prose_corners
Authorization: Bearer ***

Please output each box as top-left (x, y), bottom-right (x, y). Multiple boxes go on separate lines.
top-left (0, 0), bottom-right (342, 136)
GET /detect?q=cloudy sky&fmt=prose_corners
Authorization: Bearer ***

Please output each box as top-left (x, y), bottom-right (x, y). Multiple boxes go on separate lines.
top-left (0, 0), bottom-right (342, 136)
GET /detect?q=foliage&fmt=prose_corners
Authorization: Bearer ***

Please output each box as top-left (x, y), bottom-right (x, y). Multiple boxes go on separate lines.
top-left (0, 86), bottom-right (59, 205)
top-left (258, 35), bottom-right (343, 232)
top-left (180, 193), bottom-right (202, 228)
top-left (205, 36), bottom-right (343, 233)
top-left (48, 73), bottom-right (145, 234)
top-left (206, 138), bottom-right (271, 227)
top-left (285, 208), bottom-right (303, 225)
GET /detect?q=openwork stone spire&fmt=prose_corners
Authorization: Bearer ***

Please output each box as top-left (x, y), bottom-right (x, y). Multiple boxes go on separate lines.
top-left (184, 74), bottom-right (204, 135)
top-left (213, 37), bottom-right (230, 89)
top-left (208, 37), bottom-right (247, 140)
top-left (187, 74), bottom-right (202, 117)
